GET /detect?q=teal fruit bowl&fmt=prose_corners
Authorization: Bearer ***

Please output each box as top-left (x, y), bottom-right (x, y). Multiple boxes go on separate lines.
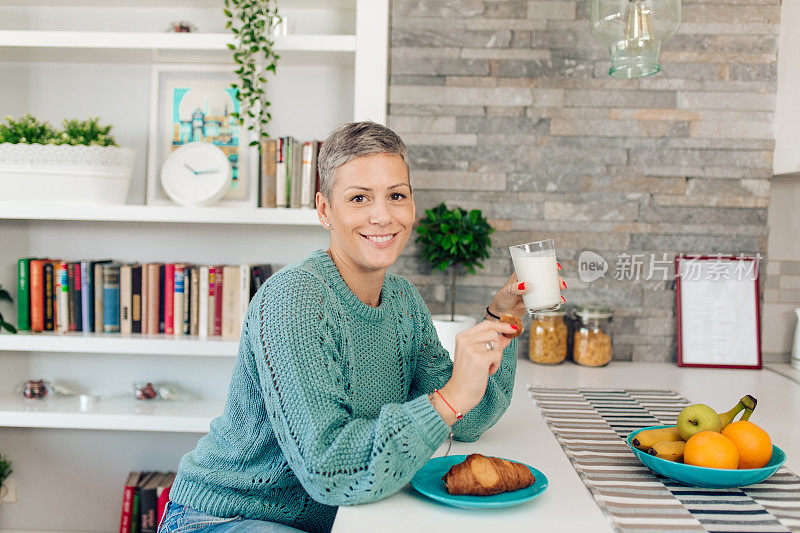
top-left (627, 425), bottom-right (786, 489)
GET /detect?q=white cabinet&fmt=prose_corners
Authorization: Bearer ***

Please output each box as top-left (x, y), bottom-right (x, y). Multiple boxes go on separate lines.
top-left (0, 2), bottom-right (387, 529)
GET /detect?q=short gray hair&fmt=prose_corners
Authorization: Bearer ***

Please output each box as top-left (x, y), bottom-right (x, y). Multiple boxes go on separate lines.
top-left (317, 121), bottom-right (410, 199)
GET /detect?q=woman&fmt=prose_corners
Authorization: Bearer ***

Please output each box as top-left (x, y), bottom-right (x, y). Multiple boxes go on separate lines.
top-left (159, 121), bottom-right (553, 533)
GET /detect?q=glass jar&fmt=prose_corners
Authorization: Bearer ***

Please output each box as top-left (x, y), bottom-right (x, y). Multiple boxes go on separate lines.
top-left (529, 310), bottom-right (568, 364)
top-left (23, 379), bottom-right (48, 399)
top-left (572, 306), bottom-right (613, 367)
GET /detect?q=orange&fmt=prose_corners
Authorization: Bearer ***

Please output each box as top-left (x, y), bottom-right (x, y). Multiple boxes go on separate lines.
top-left (684, 431), bottom-right (739, 469)
top-left (721, 420), bottom-right (773, 469)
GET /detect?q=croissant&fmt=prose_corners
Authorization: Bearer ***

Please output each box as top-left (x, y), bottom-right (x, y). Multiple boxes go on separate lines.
top-left (442, 453), bottom-right (535, 496)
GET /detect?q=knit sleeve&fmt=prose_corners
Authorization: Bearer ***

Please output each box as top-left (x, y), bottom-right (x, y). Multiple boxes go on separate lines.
top-left (405, 281), bottom-right (517, 443)
top-left (247, 270), bottom-right (451, 507)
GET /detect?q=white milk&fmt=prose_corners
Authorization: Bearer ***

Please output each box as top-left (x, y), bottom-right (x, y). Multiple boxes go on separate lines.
top-left (510, 248), bottom-right (561, 312)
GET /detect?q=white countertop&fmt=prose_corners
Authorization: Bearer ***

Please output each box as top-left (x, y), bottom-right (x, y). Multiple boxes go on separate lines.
top-left (332, 361), bottom-right (800, 533)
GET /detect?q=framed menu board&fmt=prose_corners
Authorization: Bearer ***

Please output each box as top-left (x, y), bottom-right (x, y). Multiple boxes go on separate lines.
top-left (675, 255), bottom-right (762, 369)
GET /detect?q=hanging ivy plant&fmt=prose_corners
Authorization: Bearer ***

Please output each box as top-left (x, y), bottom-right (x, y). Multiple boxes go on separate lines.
top-left (223, 0), bottom-right (281, 145)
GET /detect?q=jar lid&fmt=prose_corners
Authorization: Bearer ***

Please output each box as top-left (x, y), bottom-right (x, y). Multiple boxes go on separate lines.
top-left (533, 309), bottom-right (567, 318)
top-left (575, 306), bottom-right (613, 319)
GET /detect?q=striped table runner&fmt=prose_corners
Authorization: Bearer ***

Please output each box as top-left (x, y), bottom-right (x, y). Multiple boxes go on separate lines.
top-left (529, 387), bottom-right (800, 533)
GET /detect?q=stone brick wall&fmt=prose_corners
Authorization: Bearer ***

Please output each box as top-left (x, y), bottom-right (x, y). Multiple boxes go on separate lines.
top-left (387, 0), bottom-right (778, 362)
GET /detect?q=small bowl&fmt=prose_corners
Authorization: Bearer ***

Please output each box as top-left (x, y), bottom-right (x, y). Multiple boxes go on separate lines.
top-left (627, 425), bottom-right (787, 489)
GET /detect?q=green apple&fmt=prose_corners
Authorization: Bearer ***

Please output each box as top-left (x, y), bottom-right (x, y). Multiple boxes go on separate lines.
top-left (677, 404), bottom-right (722, 440)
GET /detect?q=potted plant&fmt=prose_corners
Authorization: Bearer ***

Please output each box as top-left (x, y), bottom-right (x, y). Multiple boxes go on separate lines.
top-left (0, 454), bottom-right (12, 505)
top-left (0, 285), bottom-right (16, 334)
top-left (224, 0), bottom-right (280, 143)
top-left (415, 202), bottom-right (494, 359)
top-left (0, 114), bottom-right (134, 204)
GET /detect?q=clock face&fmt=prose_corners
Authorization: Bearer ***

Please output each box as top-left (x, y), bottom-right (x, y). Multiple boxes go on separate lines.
top-left (160, 142), bottom-right (233, 206)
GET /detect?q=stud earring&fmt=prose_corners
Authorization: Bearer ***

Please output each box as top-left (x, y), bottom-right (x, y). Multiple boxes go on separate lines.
top-left (324, 222), bottom-right (331, 228)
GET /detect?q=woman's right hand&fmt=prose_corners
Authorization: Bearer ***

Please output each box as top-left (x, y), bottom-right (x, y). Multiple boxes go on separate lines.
top-left (437, 320), bottom-right (518, 418)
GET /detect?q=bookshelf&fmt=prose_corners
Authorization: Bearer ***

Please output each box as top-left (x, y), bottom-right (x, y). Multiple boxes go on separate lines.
top-left (0, 204), bottom-right (322, 225)
top-left (0, 394), bottom-right (221, 432)
top-left (0, 1), bottom-right (388, 529)
top-left (0, 331), bottom-right (238, 357)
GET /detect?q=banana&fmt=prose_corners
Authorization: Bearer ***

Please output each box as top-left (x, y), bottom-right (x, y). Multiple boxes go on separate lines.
top-left (631, 426), bottom-right (680, 451)
top-left (649, 440), bottom-right (686, 462)
top-left (719, 395), bottom-right (757, 428)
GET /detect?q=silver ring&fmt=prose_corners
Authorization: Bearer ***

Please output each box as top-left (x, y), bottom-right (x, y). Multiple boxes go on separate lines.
top-left (484, 340), bottom-right (495, 352)
top-left (507, 284), bottom-right (512, 293)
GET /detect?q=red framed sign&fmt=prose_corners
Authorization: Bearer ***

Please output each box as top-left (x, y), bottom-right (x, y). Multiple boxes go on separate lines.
top-left (675, 255), bottom-right (762, 370)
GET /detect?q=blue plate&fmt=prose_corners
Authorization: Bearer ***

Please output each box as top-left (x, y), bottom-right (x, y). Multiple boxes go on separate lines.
top-left (409, 454), bottom-right (548, 509)
top-left (627, 425), bottom-right (787, 489)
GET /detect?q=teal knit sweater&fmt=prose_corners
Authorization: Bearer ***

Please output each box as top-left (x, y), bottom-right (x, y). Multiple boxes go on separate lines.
top-left (169, 250), bottom-right (517, 533)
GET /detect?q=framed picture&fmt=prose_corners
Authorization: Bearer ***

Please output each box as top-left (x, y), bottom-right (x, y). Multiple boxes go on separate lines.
top-left (675, 255), bottom-right (762, 370)
top-left (146, 64), bottom-right (258, 207)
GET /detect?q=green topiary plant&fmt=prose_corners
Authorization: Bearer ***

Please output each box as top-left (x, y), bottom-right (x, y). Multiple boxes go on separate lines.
top-left (415, 202), bottom-right (494, 321)
top-left (0, 285), bottom-right (16, 334)
top-left (0, 115), bottom-right (116, 146)
top-left (53, 118), bottom-right (117, 146)
top-left (0, 454), bottom-right (12, 490)
top-left (224, 0), bottom-right (281, 145)
top-left (0, 114), bottom-right (56, 144)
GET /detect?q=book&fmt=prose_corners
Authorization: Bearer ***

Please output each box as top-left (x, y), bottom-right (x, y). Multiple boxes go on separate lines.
top-left (207, 266), bottom-right (217, 336)
top-left (213, 266), bottom-right (224, 336)
top-left (94, 262), bottom-right (104, 333)
top-left (259, 138), bottom-right (278, 208)
top-left (131, 265), bottom-right (143, 334)
top-left (300, 141), bottom-right (320, 209)
top-left (156, 472), bottom-right (176, 526)
top-left (119, 471), bottom-right (141, 533)
top-left (139, 472), bottom-right (165, 533)
top-left (164, 263), bottom-right (175, 335)
top-left (276, 137), bottom-right (288, 208)
top-left (142, 264), bottom-right (150, 335)
top-left (199, 266), bottom-right (209, 338)
top-left (238, 264), bottom-right (250, 333)
top-left (158, 264), bottom-right (165, 333)
top-left (17, 258), bottom-right (31, 331)
top-left (90, 259), bottom-right (112, 331)
top-left (222, 265), bottom-right (240, 338)
top-left (43, 261), bottom-right (55, 331)
top-left (189, 266), bottom-right (199, 336)
top-left (69, 262), bottom-right (83, 331)
top-left (290, 137), bottom-right (303, 208)
top-left (30, 259), bottom-right (44, 332)
top-left (182, 265), bottom-right (192, 335)
top-left (80, 261), bottom-right (91, 332)
top-left (120, 265), bottom-right (132, 335)
top-left (250, 264), bottom-right (273, 300)
top-left (103, 264), bottom-right (121, 333)
top-left (146, 264), bottom-right (160, 335)
top-left (173, 264), bottom-right (185, 336)
top-left (57, 261), bottom-right (69, 333)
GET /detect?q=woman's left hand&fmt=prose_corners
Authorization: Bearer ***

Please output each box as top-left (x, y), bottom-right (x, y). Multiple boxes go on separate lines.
top-left (488, 268), bottom-right (566, 320)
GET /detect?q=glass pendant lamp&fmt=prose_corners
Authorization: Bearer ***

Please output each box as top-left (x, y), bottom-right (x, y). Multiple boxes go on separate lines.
top-left (590, 0), bottom-right (681, 79)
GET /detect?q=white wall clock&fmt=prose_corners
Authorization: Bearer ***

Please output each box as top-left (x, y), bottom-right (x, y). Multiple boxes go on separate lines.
top-left (160, 141), bottom-right (233, 206)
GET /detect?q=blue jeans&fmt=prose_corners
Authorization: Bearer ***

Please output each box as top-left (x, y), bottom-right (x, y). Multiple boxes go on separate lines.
top-left (157, 501), bottom-right (307, 533)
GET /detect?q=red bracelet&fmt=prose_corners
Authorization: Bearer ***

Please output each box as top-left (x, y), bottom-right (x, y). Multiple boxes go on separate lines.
top-left (434, 389), bottom-right (463, 421)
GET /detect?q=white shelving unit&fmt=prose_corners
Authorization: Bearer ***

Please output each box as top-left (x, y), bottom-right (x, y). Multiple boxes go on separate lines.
top-left (0, 331), bottom-right (238, 357)
top-left (0, 2), bottom-right (388, 528)
top-left (0, 203), bottom-right (321, 225)
top-left (0, 394), bottom-right (221, 432)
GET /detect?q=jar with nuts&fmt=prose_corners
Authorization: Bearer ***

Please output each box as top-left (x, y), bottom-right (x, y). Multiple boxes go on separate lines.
top-left (573, 306), bottom-right (613, 367)
top-left (529, 310), bottom-right (568, 364)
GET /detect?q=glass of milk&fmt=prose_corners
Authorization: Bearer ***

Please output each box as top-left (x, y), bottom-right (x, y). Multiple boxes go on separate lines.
top-left (509, 239), bottom-right (561, 314)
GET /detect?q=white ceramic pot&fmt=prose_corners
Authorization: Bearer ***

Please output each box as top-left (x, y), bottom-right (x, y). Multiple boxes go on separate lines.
top-left (0, 143), bottom-right (135, 204)
top-left (432, 314), bottom-right (478, 361)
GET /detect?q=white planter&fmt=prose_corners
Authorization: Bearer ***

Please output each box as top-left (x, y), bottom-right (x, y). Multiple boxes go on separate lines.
top-left (432, 314), bottom-right (477, 361)
top-left (0, 143), bottom-right (134, 204)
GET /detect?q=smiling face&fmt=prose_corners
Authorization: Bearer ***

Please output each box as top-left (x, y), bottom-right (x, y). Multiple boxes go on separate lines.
top-left (317, 153), bottom-right (415, 275)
